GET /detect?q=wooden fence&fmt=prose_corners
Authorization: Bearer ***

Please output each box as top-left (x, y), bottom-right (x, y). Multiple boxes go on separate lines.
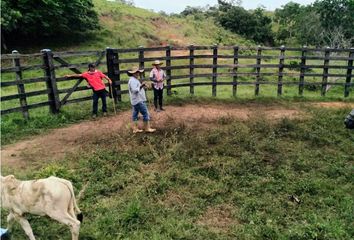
top-left (1, 45), bottom-right (353, 119)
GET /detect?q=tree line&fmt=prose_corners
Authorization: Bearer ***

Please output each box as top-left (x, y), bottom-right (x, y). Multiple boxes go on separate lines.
top-left (1, 0), bottom-right (100, 50)
top-left (1, 0), bottom-right (353, 50)
top-left (180, 0), bottom-right (354, 48)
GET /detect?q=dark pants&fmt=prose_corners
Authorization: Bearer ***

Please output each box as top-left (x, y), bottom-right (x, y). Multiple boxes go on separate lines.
top-left (92, 89), bottom-right (107, 115)
top-left (153, 88), bottom-right (163, 109)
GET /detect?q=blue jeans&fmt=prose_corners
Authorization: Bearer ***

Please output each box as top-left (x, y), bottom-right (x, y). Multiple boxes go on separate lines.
top-left (92, 90), bottom-right (107, 115)
top-left (132, 102), bottom-right (150, 122)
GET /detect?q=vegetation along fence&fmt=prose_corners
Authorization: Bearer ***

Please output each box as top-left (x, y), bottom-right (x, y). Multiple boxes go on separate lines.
top-left (1, 45), bottom-right (353, 119)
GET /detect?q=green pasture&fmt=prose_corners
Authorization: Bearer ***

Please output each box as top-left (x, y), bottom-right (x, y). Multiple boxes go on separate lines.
top-left (1, 104), bottom-right (353, 239)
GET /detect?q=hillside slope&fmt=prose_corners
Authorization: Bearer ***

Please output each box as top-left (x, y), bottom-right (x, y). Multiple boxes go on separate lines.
top-left (94, 0), bottom-right (252, 49)
top-left (58, 0), bottom-right (252, 51)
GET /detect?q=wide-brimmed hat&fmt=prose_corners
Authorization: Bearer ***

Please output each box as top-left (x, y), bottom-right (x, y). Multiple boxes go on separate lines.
top-left (128, 66), bottom-right (144, 74)
top-left (152, 60), bottom-right (163, 66)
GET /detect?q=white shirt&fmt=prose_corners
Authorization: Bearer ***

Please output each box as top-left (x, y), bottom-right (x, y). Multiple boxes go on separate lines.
top-left (128, 76), bottom-right (146, 105)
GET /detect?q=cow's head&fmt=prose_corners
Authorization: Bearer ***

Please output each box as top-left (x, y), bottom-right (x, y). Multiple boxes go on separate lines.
top-left (1, 175), bottom-right (20, 198)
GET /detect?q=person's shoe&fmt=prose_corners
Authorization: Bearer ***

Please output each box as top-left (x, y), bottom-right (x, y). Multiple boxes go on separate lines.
top-left (92, 114), bottom-right (97, 119)
top-left (132, 122), bottom-right (143, 133)
top-left (160, 107), bottom-right (165, 111)
top-left (144, 121), bottom-right (156, 133)
top-left (103, 112), bottom-right (108, 116)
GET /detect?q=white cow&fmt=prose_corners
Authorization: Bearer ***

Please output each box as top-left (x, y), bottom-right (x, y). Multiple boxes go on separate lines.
top-left (0, 175), bottom-right (83, 240)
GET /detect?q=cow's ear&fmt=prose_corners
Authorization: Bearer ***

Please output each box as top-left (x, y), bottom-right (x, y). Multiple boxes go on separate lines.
top-left (4, 175), bottom-right (19, 192)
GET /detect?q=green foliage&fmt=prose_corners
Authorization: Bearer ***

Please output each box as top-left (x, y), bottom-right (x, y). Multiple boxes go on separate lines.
top-left (274, 0), bottom-right (354, 47)
top-left (2, 0), bottom-right (99, 47)
top-left (205, 3), bottom-right (274, 45)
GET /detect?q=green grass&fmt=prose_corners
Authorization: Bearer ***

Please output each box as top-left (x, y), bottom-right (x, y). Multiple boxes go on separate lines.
top-left (2, 104), bottom-right (353, 239)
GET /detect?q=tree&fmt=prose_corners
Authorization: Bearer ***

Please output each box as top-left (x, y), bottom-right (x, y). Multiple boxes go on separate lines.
top-left (274, 2), bottom-right (304, 42)
top-left (1, 0), bottom-right (99, 47)
top-left (294, 9), bottom-right (324, 46)
top-left (252, 8), bottom-right (274, 45)
top-left (313, 0), bottom-right (354, 45)
top-left (217, 5), bottom-right (274, 45)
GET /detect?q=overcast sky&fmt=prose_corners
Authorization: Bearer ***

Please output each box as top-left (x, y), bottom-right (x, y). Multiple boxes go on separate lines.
top-left (133, 0), bottom-right (315, 13)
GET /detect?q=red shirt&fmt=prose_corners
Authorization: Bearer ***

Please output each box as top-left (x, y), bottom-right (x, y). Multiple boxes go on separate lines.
top-left (81, 70), bottom-right (107, 91)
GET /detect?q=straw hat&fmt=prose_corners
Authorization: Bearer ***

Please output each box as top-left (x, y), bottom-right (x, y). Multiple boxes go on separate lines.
top-left (152, 60), bottom-right (163, 66)
top-left (128, 66), bottom-right (144, 74)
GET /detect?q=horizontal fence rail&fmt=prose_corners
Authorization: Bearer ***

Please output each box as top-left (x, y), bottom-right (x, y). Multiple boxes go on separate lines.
top-left (1, 45), bottom-right (353, 119)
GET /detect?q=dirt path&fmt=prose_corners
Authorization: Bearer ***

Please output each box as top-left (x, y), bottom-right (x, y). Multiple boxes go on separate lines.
top-left (1, 102), bottom-right (353, 169)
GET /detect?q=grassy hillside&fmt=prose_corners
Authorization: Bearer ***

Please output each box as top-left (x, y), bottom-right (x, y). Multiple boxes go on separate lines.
top-left (9, 0), bottom-right (250, 53)
top-left (2, 104), bottom-right (353, 239)
top-left (90, 0), bottom-right (251, 49)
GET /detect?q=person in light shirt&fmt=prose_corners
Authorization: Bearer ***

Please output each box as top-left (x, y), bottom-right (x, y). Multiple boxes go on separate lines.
top-left (128, 66), bottom-right (156, 133)
top-left (65, 63), bottom-right (112, 118)
top-left (149, 60), bottom-right (166, 112)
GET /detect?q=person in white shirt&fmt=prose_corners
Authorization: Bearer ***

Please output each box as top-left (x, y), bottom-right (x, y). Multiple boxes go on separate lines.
top-left (149, 60), bottom-right (166, 112)
top-left (128, 66), bottom-right (156, 133)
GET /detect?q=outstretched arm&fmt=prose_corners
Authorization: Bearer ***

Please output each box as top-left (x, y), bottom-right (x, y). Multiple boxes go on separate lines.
top-left (104, 76), bottom-right (113, 85)
top-left (65, 74), bottom-right (82, 79)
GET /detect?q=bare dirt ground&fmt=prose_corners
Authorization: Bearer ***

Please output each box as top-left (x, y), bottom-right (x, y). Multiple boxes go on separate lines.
top-left (1, 102), bottom-right (352, 170)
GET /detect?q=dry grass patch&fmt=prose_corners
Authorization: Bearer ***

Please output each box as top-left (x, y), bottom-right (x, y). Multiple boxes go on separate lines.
top-left (196, 204), bottom-right (238, 233)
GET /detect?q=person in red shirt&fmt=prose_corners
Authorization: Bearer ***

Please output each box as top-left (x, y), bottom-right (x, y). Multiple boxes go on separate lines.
top-left (66, 63), bottom-right (112, 117)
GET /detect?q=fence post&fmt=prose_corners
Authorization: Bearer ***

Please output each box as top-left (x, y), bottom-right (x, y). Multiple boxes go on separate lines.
top-left (166, 45), bottom-right (172, 95)
top-left (106, 47), bottom-right (120, 102)
top-left (344, 48), bottom-right (353, 97)
top-left (138, 46), bottom-right (145, 80)
top-left (233, 46), bottom-right (239, 97)
top-left (255, 46), bottom-right (262, 96)
top-left (12, 50), bottom-right (29, 120)
top-left (321, 47), bottom-right (330, 96)
top-left (278, 46), bottom-right (285, 96)
top-left (189, 45), bottom-right (194, 95)
top-left (212, 44), bottom-right (218, 97)
top-left (41, 49), bottom-right (60, 114)
top-left (299, 46), bottom-right (307, 96)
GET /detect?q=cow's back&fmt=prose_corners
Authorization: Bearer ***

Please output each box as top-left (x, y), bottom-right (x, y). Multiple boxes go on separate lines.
top-left (18, 177), bottom-right (72, 216)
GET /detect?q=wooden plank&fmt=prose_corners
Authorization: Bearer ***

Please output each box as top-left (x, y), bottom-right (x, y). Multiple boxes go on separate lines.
top-left (42, 49), bottom-right (60, 114)
top-left (12, 50), bottom-right (29, 119)
top-left (1, 53), bottom-right (43, 60)
top-left (139, 46), bottom-right (145, 80)
top-left (166, 46), bottom-right (172, 95)
top-left (233, 46), bottom-right (239, 97)
top-left (115, 46), bottom-right (168, 53)
top-left (1, 77), bottom-right (46, 87)
top-left (299, 47), bottom-right (307, 96)
top-left (212, 45), bottom-right (217, 97)
top-left (278, 46), bottom-right (285, 96)
top-left (189, 45), bottom-right (194, 95)
top-left (1, 101), bottom-right (50, 115)
top-left (1, 64), bottom-right (43, 73)
top-left (321, 48), bottom-right (330, 96)
top-left (106, 48), bottom-right (120, 103)
top-left (53, 50), bottom-right (104, 58)
top-left (345, 49), bottom-right (354, 97)
top-left (1, 89), bottom-right (50, 101)
top-left (53, 56), bottom-right (82, 74)
top-left (57, 86), bottom-right (90, 94)
top-left (255, 47), bottom-right (262, 96)
top-left (64, 96), bottom-right (92, 105)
